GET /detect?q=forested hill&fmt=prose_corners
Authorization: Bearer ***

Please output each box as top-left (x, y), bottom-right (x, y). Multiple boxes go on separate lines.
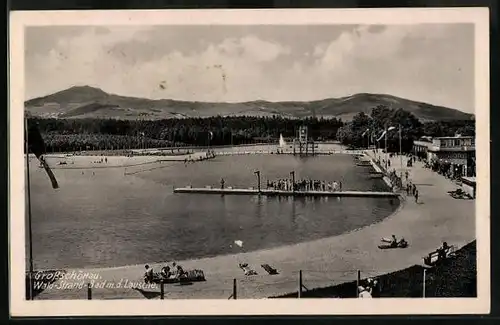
top-left (25, 86), bottom-right (474, 122)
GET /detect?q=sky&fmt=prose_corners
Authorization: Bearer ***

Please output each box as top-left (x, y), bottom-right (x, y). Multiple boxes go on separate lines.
top-left (25, 23), bottom-right (474, 113)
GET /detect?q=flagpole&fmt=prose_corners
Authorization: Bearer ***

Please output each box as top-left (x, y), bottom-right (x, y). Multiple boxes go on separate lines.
top-left (384, 127), bottom-right (388, 170)
top-left (25, 117), bottom-right (34, 300)
top-left (399, 124), bottom-right (403, 179)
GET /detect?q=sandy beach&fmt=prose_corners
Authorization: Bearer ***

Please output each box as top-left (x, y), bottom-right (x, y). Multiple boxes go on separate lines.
top-left (42, 151), bottom-right (210, 169)
top-left (33, 150), bottom-right (475, 300)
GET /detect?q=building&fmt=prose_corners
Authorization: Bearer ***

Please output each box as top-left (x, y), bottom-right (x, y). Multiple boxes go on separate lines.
top-left (412, 135), bottom-right (475, 177)
top-left (412, 136), bottom-right (433, 160)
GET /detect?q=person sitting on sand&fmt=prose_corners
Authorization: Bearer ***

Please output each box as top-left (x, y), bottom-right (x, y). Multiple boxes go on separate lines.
top-left (169, 263), bottom-right (178, 277)
top-left (161, 265), bottom-right (171, 279)
top-left (144, 264), bottom-right (154, 281)
top-left (390, 235), bottom-right (398, 247)
top-left (438, 242), bottom-right (449, 261)
top-left (358, 286), bottom-right (372, 298)
top-left (176, 265), bottom-right (185, 277)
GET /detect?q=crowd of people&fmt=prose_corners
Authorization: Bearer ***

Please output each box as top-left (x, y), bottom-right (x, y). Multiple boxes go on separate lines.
top-left (427, 159), bottom-right (470, 180)
top-left (358, 277), bottom-right (379, 298)
top-left (405, 181), bottom-right (419, 203)
top-left (387, 169), bottom-right (402, 191)
top-left (184, 150), bottom-right (216, 164)
top-left (92, 157), bottom-right (108, 164)
top-left (266, 178), bottom-right (343, 192)
top-left (144, 262), bottom-right (186, 283)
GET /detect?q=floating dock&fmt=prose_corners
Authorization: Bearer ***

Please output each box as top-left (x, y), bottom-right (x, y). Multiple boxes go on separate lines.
top-left (173, 187), bottom-right (399, 198)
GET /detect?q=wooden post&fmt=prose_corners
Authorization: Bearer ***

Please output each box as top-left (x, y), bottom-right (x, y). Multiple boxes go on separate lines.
top-left (254, 171), bottom-right (261, 193)
top-left (298, 270), bottom-right (303, 298)
top-left (160, 282), bottom-right (164, 300)
top-left (87, 283), bottom-right (92, 300)
top-left (356, 270), bottom-right (361, 298)
top-left (233, 278), bottom-right (237, 300)
top-left (423, 269), bottom-right (426, 298)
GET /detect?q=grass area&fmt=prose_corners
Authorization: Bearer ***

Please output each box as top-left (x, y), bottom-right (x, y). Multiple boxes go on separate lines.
top-left (271, 240), bottom-right (477, 298)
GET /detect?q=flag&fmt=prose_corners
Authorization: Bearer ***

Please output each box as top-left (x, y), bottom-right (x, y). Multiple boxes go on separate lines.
top-left (26, 121), bottom-right (59, 189)
top-left (209, 131), bottom-right (214, 140)
top-left (377, 126), bottom-right (396, 142)
top-left (361, 128), bottom-right (369, 137)
top-left (234, 240), bottom-right (243, 247)
top-left (376, 131), bottom-right (386, 142)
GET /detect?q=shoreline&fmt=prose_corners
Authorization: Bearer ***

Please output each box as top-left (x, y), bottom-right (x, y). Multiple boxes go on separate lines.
top-left (32, 150), bottom-right (475, 299)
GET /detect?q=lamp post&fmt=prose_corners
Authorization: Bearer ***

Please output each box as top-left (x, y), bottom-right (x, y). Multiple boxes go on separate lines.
top-left (290, 171), bottom-right (295, 193)
top-left (385, 126), bottom-right (397, 170)
top-left (254, 170), bottom-right (261, 193)
top-left (362, 128), bottom-right (369, 149)
top-left (208, 131), bottom-right (212, 152)
top-left (384, 128), bottom-right (388, 170)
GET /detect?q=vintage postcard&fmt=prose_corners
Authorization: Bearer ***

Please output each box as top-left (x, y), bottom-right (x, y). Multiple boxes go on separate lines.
top-left (9, 8), bottom-right (490, 316)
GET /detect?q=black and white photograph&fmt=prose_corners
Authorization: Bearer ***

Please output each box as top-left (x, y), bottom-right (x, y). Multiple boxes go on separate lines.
top-left (9, 8), bottom-right (490, 316)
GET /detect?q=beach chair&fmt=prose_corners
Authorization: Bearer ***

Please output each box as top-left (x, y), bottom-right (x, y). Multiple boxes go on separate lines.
top-left (239, 263), bottom-right (258, 276)
top-left (261, 264), bottom-right (279, 275)
top-left (423, 245), bottom-right (457, 266)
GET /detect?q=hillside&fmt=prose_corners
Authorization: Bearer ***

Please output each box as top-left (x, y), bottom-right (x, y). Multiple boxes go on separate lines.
top-left (25, 86), bottom-right (474, 122)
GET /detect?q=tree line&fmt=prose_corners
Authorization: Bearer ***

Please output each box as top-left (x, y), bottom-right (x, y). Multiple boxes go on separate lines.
top-left (336, 105), bottom-right (475, 153)
top-left (27, 109), bottom-right (474, 153)
top-left (28, 116), bottom-right (344, 152)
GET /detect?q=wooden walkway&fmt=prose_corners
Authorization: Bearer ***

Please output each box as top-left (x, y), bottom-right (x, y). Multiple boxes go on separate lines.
top-left (173, 187), bottom-right (398, 198)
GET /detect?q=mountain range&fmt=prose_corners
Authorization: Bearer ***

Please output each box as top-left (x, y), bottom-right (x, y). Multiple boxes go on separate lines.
top-left (25, 86), bottom-right (474, 122)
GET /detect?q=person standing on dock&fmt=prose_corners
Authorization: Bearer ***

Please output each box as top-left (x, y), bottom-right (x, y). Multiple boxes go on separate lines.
top-left (220, 178), bottom-right (225, 189)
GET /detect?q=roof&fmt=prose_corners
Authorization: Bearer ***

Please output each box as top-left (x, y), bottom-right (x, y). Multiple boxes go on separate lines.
top-left (434, 136), bottom-right (475, 140)
top-left (461, 177), bottom-right (476, 186)
top-left (428, 147), bottom-right (475, 152)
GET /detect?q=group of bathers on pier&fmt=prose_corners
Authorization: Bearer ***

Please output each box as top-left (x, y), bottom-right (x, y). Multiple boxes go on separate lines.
top-left (266, 178), bottom-right (343, 192)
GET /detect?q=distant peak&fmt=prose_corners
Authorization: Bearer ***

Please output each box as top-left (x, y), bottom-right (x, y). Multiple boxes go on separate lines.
top-left (63, 85), bottom-right (107, 94)
top-left (25, 85), bottom-right (109, 105)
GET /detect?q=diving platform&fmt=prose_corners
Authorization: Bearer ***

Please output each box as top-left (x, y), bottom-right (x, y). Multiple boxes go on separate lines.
top-left (173, 187), bottom-right (399, 198)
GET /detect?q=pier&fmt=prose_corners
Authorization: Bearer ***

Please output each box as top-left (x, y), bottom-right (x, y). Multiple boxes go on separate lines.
top-left (173, 187), bottom-right (399, 198)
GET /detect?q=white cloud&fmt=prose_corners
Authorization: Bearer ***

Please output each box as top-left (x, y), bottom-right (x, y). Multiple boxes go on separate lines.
top-left (25, 24), bottom-right (474, 112)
